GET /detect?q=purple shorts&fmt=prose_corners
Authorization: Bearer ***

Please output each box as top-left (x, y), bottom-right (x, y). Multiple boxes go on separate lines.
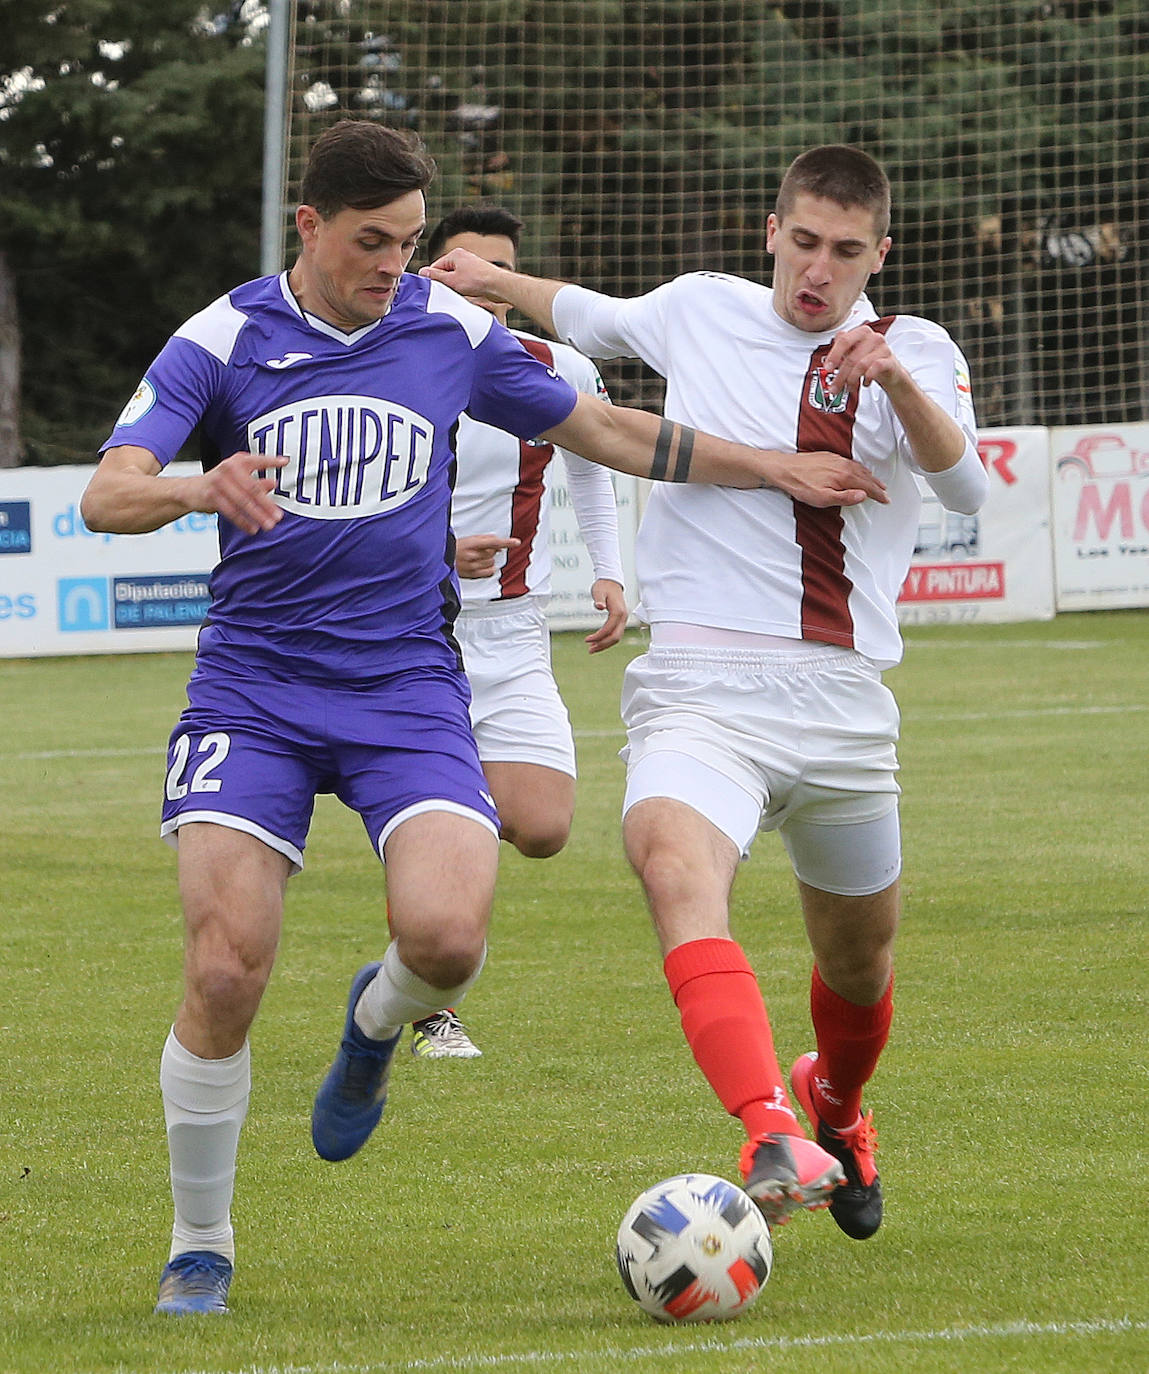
top-left (159, 665), bottom-right (498, 872)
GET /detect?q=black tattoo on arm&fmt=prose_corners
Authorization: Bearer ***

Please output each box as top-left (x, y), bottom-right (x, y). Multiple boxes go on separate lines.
top-left (670, 425), bottom-right (694, 482)
top-left (650, 419), bottom-right (696, 483)
top-left (650, 418), bottom-right (673, 481)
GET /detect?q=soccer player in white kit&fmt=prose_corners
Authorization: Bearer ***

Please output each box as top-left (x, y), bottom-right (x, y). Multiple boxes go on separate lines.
top-left (425, 146), bottom-right (989, 1238)
top-left (408, 206), bottom-right (628, 1060)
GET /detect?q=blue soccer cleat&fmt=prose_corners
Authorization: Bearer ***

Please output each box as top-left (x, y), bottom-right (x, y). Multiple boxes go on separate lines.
top-left (154, 1250), bottom-right (233, 1315)
top-left (311, 962), bottom-right (401, 1162)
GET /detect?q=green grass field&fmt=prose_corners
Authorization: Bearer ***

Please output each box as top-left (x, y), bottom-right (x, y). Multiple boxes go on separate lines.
top-left (2, 611), bottom-right (1146, 1374)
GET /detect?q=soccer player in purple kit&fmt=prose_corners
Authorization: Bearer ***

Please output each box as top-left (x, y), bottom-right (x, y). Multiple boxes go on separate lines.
top-left (82, 120), bottom-right (889, 1316)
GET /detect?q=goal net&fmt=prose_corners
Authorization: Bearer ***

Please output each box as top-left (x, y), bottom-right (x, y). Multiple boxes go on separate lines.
top-left (286, 1), bottom-right (1147, 427)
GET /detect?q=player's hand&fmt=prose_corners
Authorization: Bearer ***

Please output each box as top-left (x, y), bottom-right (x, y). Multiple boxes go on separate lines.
top-left (420, 248), bottom-right (510, 306)
top-left (585, 579), bottom-right (628, 653)
top-left (821, 325), bottom-right (911, 400)
top-left (762, 450), bottom-right (889, 508)
top-left (456, 533), bottom-right (520, 578)
top-left (197, 451), bottom-right (288, 534)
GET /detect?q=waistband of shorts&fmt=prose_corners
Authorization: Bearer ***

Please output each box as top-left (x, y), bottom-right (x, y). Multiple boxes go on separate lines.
top-left (643, 638), bottom-right (876, 675)
top-left (458, 594), bottom-right (547, 622)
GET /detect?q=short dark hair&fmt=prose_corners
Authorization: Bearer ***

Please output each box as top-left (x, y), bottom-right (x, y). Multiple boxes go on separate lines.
top-left (776, 146), bottom-right (891, 240)
top-left (426, 205), bottom-right (524, 264)
top-left (300, 120), bottom-right (436, 219)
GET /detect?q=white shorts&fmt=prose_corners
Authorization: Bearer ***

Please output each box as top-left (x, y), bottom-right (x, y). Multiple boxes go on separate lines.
top-left (456, 599), bottom-right (577, 777)
top-left (620, 643), bottom-right (902, 895)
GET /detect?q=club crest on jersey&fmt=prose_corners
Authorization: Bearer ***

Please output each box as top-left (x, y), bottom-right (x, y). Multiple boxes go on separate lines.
top-left (808, 365), bottom-right (849, 414)
top-left (247, 395), bottom-right (435, 519)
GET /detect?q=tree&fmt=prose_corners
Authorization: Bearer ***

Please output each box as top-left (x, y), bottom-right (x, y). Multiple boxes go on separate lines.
top-left (0, 1), bottom-right (268, 464)
top-left (5, 0), bottom-right (1145, 456)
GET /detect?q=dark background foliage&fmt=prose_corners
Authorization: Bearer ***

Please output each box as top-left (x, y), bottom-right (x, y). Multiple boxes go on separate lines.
top-left (1, 0), bottom-right (1145, 464)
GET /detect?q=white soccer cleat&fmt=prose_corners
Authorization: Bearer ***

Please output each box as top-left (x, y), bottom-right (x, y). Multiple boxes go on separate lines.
top-left (410, 1009), bottom-right (482, 1059)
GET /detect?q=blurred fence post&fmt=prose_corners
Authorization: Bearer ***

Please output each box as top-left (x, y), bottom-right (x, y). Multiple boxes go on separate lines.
top-left (0, 251), bottom-right (22, 468)
top-left (260, 0), bottom-right (292, 276)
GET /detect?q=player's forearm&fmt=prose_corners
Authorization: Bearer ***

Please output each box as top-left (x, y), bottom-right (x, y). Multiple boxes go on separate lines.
top-left (423, 250), bottom-right (569, 334)
top-left (562, 453), bottom-right (625, 584)
top-left (882, 375), bottom-right (966, 473)
top-left (882, 377), bottom-right (988, 513)
top-left (81, 453), bottom-right (200, 534)
top-left (547, 403), bottom-right (771, 489)
top-left (85, 447), bottom-right (287, 535)
top-left (546, 398), bottom-right (889, 505)
top-left (492, 268), bottom-right (565, 336)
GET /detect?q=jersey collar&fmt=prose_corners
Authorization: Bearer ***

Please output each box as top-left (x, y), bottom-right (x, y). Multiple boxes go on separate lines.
top-left (277, 271), bottom-right (386, 346)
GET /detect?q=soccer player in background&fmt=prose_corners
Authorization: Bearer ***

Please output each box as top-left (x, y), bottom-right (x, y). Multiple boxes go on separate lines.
top-left (80, 122), bottom-right (886, 1315)
top-left (425, 145), bottom-right (989, 1240)
top-left (408, 205), bottom-right (628, 1060)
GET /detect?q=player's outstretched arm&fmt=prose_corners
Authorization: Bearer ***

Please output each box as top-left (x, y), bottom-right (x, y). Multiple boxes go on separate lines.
top-left (542, 395), bottom-right (888, 506)
top-left (82, 447), bottom-right (288, 536)
top-left (421, 249), bottom-right (562, 335)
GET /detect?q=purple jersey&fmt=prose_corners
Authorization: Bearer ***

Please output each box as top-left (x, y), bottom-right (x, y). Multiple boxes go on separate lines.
top-left (101, 272), bottom-right (578, 683)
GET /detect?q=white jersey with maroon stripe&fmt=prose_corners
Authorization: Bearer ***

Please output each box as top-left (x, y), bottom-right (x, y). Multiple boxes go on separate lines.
top-left (552, 272), bottom-right (980, 667)
top-left (452, 330), bottom-right (622, 606)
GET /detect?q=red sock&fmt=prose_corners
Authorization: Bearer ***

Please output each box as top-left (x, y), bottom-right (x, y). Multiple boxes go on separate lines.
top-left (664, 938), bottom-right (798, 1140)
top-left (809, 965), bottom-right (894, 1129)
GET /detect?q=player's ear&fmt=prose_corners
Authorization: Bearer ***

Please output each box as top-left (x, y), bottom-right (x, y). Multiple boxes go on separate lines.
top-left (296, 204), bottom-right (321, 247)
top-left (870, 236), bottom-right (892, 275)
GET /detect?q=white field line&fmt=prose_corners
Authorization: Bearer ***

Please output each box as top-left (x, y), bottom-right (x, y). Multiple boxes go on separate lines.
top-left (902, 702), bottom-right (1149, 724)
top-left (7, 745), bottom-right (168, 760)
top-left (2, 698), bottom-right (1146, 764)
top-left (905, 638), bottom-right (1106, 650)
top-left (145, 1316), bottom-right (1147, 1374)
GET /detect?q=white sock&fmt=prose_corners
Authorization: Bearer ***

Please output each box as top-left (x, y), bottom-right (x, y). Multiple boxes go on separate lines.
top-left (160, 1028), bottom-right (250, 1264)
top-left (353, 941), bottom-right (486, 1041)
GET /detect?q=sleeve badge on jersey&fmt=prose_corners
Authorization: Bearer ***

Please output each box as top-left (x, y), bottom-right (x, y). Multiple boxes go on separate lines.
top-left (116, 378), bottom-right (157, 426)
top-left (955, 361), bottom-right (972, 395)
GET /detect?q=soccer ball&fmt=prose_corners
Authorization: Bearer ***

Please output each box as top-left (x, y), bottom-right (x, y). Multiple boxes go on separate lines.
top-left (616, 1172), bottom-right (773, 1323)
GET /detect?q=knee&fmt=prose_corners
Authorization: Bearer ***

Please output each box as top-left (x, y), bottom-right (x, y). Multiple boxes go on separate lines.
top-left (629, 841), bottom-right (696, 905)
top-left (815, 934), bottom-right (895, 1004)
top-left (185, 945), bottom-right (271, 1017)
top-left (400, 923), bottom-right (487, 991)
top-left (498, 795), bottom-right (573, 859)
top-left (505, 820), bottom-right (570, 859)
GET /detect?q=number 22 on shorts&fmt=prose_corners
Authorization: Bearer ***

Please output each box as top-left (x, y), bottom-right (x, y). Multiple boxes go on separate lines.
top-left (165, 732), bottom-right (232, 799)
